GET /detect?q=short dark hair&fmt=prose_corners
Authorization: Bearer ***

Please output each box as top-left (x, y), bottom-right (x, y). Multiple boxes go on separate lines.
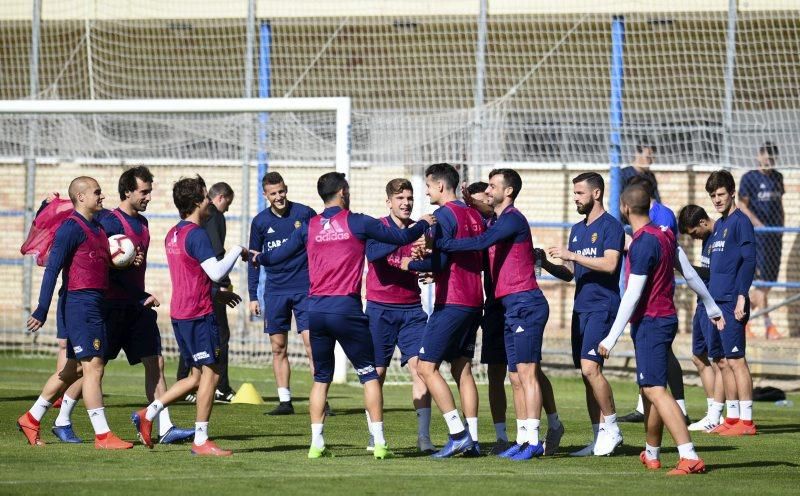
top-left (705, 170), bottom-right (735, 195)
top-left (173, 175), bottom-right (207, 219)
top-left (759, 141), bottom-right (779, 157)
top-left (572, 172), bottom-right (604, 198)
top-left (626, 174), bottom-right (656, 200)
top-left (636, 141), bottom-right (656, 154)
top-left (488, 168), bottom-right (523, 200)
top-left (424, 163), bottom-right (460, 192)
top-left (621, 184), bottom-right (650, 216)
top-left (385, 178), bottom-right (413, 197)
top-left (208, 182), bottom-right (234, 200)
top-left (467, 181), bottom-right (488, 196)
top-left (262, 171), bottom-right (285, 190)
top-left (317, 172), bottom-right (348, 203)
top-left (118, 165), bottom-right (153, 200)
top-left (677, 204), bottom-right (710, 234)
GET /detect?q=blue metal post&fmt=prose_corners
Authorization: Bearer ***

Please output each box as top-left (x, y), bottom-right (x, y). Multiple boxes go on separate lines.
top-left (257, 20), bottom-right (271, 212)
top-left (609, 16), bottom-right (625, 220)
top-left (256, 21), bottom-right (272, 315)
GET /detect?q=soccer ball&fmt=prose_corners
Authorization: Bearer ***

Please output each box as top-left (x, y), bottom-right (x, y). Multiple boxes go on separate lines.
top-left (108, 234), bottom-right (136, 268)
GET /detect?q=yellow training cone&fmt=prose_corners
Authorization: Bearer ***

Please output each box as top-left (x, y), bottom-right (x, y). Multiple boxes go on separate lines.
top-left (231, 382), bottom-right (265, 404)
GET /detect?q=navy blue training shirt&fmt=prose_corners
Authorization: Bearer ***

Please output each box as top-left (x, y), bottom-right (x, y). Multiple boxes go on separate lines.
top-left (248, 201), bottom-right (316, 300)
top-left (708, 209), bottom-right (756, 302)
top-left (567, 211), bottom-right (625, 313)
top-left (739, 170), bottom-right (784, 226)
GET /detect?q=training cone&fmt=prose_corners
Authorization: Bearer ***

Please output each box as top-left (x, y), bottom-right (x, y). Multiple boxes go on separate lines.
top-left (231, 383), bottom-right (265, 405)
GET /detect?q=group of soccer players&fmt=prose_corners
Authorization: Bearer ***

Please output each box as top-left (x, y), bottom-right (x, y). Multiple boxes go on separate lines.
top-left (16, 160), bottom-right (760, 474)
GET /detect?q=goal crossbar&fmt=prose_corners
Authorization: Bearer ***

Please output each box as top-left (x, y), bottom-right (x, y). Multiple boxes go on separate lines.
top-left (0, 97), bottom-right (352, 175)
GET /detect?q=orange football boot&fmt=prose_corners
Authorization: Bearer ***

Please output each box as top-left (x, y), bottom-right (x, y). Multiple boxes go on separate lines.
top-left (766, 325), bottom-right (781, 340)
top-left (719, 421), bottom-right (757, 436)
top-left (95, 432), bottom-right (133, 449)
top-left (191, 440), bottom-right (233, 457)
top-left (17, 413), bottom-right (45, 446)
top-left (640, 451), bottom-right (661, 470)
top-left (668, 458), bottom-right (706, 475)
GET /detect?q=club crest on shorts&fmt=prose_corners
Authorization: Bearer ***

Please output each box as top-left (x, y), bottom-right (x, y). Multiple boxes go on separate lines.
top-left (591, 232), bottom-right (598, 243)
top-left (93, 338), bottom-right (101, 350)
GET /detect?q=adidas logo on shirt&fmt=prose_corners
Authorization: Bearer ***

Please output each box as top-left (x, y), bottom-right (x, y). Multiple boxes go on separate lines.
top-left (515, 326), bottom-right (525, 334)
top-left (572, 236), bottom-right (578, 242)
top-left (315, 218), bottom-right (350, 242)
top-left (267, 227), bottom-right (275, 234)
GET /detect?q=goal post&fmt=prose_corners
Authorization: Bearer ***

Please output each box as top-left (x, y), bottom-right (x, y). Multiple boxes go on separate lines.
top-left (1, 96), bottom-right (351, 384)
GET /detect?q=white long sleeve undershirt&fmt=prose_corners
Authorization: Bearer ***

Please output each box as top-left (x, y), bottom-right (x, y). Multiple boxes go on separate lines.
top-left (200, 246), bottom-right (243, 283)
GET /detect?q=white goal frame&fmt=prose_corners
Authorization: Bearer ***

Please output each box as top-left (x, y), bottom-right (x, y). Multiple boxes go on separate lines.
top-left (1, 97), bottom-right (351, 384)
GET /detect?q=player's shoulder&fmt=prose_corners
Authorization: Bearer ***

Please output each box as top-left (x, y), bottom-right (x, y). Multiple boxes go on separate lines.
top-left (291, 201), bottom-right (316, 217)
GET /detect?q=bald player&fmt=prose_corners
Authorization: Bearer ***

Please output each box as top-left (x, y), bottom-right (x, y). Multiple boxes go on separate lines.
top-left (19, 177), bottom-right (133, 449)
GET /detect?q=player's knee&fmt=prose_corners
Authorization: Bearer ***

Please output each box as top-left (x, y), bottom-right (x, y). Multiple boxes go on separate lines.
top-left (580, 361), bottom-right (601, 379)
top-left (508, 372), bottom-right (522, 390)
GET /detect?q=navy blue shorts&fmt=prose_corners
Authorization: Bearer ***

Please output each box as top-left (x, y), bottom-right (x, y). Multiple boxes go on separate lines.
top-left (309, 310), bottom-right (378, 384)
top-left (64, 293), bottom-right (107, 361)
top-left (692, 303), bottom-right (723, 359)
top-left (571, 309), bottom-right (614, 368)
top-left (55, 291), bottom-right (67, 340)
top-left (172, 313), bottom-right (220, 368)
top-left (105, 303), bottom-right (162, 365)
top-left (419, 305), bottom-right (481, 364)
top-left (366, 302), bottom-right (427, 367)
top-left (480, 301), bottom-right (507, 366)
top-left (631, 315), bottom-right (678, 388)
top-left (718, 298), bottom-right (749, 359)
top-left (755, 233), bottom-right (782, 282)
top-left (265, 292), bottom-right (309, 334)
top-left (502, 290), bottom-right (548, 372)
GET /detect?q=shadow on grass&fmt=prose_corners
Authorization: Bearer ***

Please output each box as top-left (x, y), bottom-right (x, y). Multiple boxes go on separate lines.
top-left (2, 395), bottom-right (41, 402)
top-left (319, 407), bottom-right (414, 416)
top-left (234, 444), bottom-right (310, 454)
top-left (558, 444), bottom-right (738, 457)
top-left (710, 460), bottom-right (799, 471)
top-left (215, 433), bottom-right (304, 441)
top-left (751, 424), bottom-right (800, 435)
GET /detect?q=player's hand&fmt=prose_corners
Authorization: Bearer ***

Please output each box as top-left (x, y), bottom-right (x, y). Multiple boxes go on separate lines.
top-left (734, 295), bottom-right (747, 321)
top-left (547, 246), bottom-right (573, 262)
top-left (598, 343), bottom-right (611, 359)
top-left (711, 315), bottom-right (725, 331)
top-left (533, 247), bottom-right (547, 262)
top-left (45, 191), bottom-right (59, 203)
top-left (460, 182), bottom-right (473, 206)
top-left (400, 257), bottom-right (413, 271)
top-left (143, 295), bottom-right (160, 308)
top-left (419, 213), bottom-right (437, 226)
top-left (239, 246), bottom-right (250, 262)
top-left (27, 316), bottom-right (43, 333)
top-left (215, 290), bottom-right (242, 308)
top-left (132, 247), bottom-right (145, 267)
top-left (249, 301), bottom-right (261, 317)
top-left (418, 272), bottom-right (434, 285)
top-left (249, 250), bottom-right (261, 266)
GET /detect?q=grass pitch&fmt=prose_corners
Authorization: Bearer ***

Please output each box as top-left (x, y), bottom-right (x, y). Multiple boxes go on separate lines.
top-left (1, 355), bottom-right (798, 495)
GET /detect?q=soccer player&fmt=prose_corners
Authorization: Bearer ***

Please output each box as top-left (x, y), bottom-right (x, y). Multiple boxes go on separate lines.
top-left (248, 172), bottom-right (316, 415)
top-left (466, 181), bottom-right (512, 454)
top-left (620, 141), bottom-right (661, 202)
top-left (738, 142), bottom-right (784, 339)
top-left (598, 184), bottom-right (724, 475)
top-left (539, 172), bottom-right (625, 457)
top-left (429, 168), bottom-right (564, 460)
top-left (677, 205), bottom-right (726, 432)
top-left (364, 178), bottom-right (434, 453)
top-left (398, 163), bottom-right (483, 458)
top-left (132, 175), bottom-right (248, 456)
top-left (20, 176), bottom-right (132, 449)
top-left (253, 172), bottom-right (434, 459)
top-left (178, 182), bottom-right (239, 403)
top-left (704, 170), bottom-right (758, 436)
top-left (618, 174), bottom-right (689, 424)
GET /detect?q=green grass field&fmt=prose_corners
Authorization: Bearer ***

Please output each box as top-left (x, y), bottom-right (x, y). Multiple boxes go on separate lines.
top-left (1, 356), bottom-right (798, 495)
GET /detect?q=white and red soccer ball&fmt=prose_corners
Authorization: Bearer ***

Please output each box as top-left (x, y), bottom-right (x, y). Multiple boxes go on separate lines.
top-left (108, 234), bottom-right (136, 268)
